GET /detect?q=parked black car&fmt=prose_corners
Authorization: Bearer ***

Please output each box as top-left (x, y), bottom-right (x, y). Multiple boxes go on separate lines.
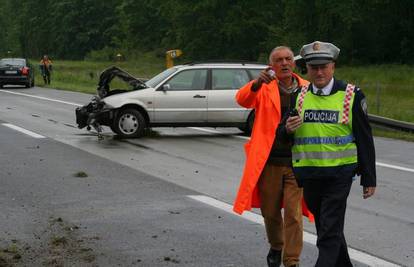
top-left (0, 58), bottom-right (35, 88)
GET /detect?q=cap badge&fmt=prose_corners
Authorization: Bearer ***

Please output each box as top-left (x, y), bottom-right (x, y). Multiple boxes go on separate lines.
top-left (313, 42), bottom-right (320, 51)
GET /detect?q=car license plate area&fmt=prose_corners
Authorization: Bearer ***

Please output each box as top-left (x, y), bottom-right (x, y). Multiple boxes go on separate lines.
top-left (5, 70), bottom-right (18, 74)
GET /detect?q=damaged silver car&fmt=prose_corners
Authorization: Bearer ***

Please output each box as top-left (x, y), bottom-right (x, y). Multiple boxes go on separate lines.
top-left (76, 63), bottom-right (267, 138)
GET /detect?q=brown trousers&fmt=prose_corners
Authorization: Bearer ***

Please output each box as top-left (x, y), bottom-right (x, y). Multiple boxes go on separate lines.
top-left (258, 163), bottom-right (303, 266)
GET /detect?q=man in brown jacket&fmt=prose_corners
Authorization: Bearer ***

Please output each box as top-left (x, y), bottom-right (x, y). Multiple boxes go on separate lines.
top-left (233, 46), bottom-right (309, 267)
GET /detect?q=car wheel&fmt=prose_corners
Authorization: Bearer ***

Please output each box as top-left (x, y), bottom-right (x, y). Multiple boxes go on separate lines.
top-left (31, 79), bottom-right (35, 87)
top-left (112, 109), bottom-right (146, 138)
top-left (25, 81), bottom-right (30, 88)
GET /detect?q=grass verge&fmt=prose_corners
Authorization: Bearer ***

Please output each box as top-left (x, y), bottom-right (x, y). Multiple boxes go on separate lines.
top-left (34, 52), bottom-right (165, 94)
top-left (336, 65), bottom-right (414, 123)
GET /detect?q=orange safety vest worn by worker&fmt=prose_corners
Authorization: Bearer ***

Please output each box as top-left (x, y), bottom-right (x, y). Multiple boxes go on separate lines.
top-left (233, 73), bottom-right (313, 221)
top-left (40, 59), bottom-right (52, 68)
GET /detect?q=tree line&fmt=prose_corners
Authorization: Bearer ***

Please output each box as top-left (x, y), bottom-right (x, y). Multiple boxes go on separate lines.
top-left (1, 0), bottom-right (413, 64)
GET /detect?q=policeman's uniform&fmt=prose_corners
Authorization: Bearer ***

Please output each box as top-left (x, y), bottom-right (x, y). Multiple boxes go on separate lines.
top-left (282, 41), bottom-right (376, 266)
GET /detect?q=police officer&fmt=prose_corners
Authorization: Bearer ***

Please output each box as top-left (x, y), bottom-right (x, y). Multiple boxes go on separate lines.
top-left (285, 41), bottom-right (376, 266)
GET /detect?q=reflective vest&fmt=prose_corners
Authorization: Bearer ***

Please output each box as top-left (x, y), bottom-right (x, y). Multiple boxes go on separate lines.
top-left (292, 84), bottom-right (357, 168)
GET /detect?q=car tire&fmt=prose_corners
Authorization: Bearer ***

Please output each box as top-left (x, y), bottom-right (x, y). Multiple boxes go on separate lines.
top-left (25, 81), bottom-right (30, 88)
top-left (112, 108), bottom-right (146, 138)
top-left (31, 79), bottom-right (35, 87)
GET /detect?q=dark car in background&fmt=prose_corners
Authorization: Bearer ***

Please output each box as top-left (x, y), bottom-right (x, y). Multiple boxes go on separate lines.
top-left (0, 58), bottom-right (35, 88)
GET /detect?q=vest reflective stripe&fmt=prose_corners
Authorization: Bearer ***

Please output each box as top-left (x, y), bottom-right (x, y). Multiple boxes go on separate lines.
top-left (297, 85), bottom-right (309, 114)
top-left (292, 148), bottom-right (357, 160)
top-left (341, 84), bottom-right (355, 124)
top-left (292, 83), bottom-right (357, 168)
top-left (294, 134), bottom-right (354, 145)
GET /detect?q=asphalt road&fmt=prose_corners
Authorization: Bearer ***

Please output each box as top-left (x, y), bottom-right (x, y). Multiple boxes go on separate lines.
top-left (1, 86), bottom-right (413, 266)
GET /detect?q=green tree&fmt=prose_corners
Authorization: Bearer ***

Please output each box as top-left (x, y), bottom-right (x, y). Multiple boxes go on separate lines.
top-left (0, 0), bottom-right (25, 57)
top-left (159, 0), bottom-right (282, 61)
top-left (0, 0), bottom-right (413, 63)
top-left (48, 0), bottom-right (119, 59)
top-left (115, 0), bottom-right (169, 52)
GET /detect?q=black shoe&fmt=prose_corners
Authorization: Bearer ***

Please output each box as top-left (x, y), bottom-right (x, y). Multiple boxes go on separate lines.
top-left (266, 249), bottom-right (281, 267)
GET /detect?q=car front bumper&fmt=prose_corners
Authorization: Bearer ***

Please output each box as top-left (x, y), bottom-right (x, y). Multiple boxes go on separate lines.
top-left (75, 103), bottom-right (114, 129)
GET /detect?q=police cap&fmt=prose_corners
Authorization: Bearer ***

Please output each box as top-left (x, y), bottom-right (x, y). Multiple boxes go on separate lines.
top-left (299, 41), bottom-right (340, 65)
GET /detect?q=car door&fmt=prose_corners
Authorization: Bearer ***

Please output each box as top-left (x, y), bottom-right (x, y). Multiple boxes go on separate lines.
top-left (153, 69), bottom-right (208, 123)
top-left (207, 68), bottom-right (250, 123)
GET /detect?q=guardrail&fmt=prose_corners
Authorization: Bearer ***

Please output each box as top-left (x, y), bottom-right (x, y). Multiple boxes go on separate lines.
top-left (368, 114), bottom-right (414, 133)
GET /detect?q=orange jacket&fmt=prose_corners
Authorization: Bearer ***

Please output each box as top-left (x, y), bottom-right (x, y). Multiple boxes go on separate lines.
top-left (233, 73), bottom-right (313, 221)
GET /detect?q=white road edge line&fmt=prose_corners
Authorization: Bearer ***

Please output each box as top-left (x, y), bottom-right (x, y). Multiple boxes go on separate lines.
top-left (0, 89), bottom-right (82, 106)
top-left (376, 162), bottom-right (414, 173)
top-left (188, 195), bottom-right (400, 267)
top-left (187, 127), bottom-right (250, 140)
top-left (187, 127), bottom-right (223, 134)
top-left (2, 123), bottom-right (45, 138)
top-left (2, 89), bottom-right (413, 174)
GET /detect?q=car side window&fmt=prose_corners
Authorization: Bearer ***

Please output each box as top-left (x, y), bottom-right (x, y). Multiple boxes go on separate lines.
top-left (212, 69), bottom-right (249, 90)
top-left (166, 69), bottom-right (207, 90)
top-left (248, 69), bottom-right (262, 80)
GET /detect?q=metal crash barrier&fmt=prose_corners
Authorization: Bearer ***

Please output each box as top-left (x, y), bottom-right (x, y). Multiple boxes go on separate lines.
top-left (368, 114), bottom-right (414, 133)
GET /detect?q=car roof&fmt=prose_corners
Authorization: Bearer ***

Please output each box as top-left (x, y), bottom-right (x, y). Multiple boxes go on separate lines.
top-left (0, 58), bottom-right (27, 64)
top-left (175, 62), bottom-right (267, 69)
top-left (1, 58), bottom-right (26, 61)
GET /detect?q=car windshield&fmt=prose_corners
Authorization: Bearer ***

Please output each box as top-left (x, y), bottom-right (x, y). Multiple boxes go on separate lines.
top-left (145, 67), bottom-right (178, 88)
top-left (0, 58), bottom-right (25, 67)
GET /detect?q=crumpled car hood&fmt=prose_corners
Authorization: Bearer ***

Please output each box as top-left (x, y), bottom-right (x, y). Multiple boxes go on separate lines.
top-left (97, 66), bottom-right (147, 98)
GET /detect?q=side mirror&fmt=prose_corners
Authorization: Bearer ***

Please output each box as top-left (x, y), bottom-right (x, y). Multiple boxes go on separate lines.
top-left (158, 84), bottom-right (170, 91)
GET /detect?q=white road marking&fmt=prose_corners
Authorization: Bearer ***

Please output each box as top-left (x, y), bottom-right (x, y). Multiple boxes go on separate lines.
top-left (187, 127), bottom-right (223, 134)
top-left (187, 127), bottom-right (250, 140)
top-left (2, 123), bottom-right (45, 138)
top-left (188, 195), bottom-right (400, 267)
top-left (376, 162), bottom-right (414, 173)
top-left (0, 89), bottom-right (82, 106)
top-left (2, 89), bottom-right (413, 174)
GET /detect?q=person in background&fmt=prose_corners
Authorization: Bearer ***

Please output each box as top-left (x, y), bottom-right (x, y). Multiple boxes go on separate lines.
top-left (233, 46), bottom-right (312, 267)
top-left (39, 54), bottom-right (52, 84)
top-left (285, 41), bottom-right (376, 266)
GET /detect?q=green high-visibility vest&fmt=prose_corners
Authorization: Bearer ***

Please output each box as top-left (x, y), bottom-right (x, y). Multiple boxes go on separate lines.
top-left (292, 84), bottom-right (357, 167)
